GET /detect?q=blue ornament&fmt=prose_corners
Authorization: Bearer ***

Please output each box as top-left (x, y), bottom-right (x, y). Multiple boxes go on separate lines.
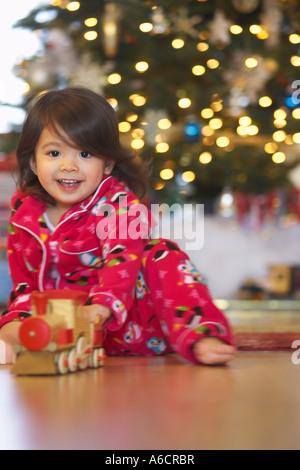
top-left (286, 93), bottom-right (300, 109)
top-left (183, 118), bottom-right (202, 143)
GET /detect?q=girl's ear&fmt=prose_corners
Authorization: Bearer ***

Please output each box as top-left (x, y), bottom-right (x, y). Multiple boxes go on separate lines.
top-left (30, 157), bottom-right (37, 175)
top-left (104, 160), bottom-right (115, 175)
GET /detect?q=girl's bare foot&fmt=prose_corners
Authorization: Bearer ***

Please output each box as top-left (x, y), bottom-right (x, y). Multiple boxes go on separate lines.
top-left (194, 337), bottom-right (236, 365)
top-left (0, 340), bottom-right (15, 365)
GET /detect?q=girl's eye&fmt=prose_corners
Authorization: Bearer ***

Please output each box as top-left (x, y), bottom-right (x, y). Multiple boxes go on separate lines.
top-left (48, 151), bottom-right (60, 157)
top-left (80, 151), bottom-right (91, 158)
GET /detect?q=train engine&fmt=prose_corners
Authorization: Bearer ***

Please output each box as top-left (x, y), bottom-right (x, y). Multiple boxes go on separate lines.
top-left (11, 289), bottom-right (106, 375)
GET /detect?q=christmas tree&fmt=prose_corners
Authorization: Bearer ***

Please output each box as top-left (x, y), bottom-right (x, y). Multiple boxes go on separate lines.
top-left (12, 0), bottom-right (300, 210)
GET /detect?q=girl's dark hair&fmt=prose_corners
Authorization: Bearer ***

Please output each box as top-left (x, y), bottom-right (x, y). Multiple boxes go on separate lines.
top-left (16, 86), bottom-right (149, 203)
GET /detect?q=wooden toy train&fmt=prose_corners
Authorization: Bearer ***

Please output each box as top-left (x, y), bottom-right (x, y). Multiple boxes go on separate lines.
top-left (11, 289), bottom-right (106, 376)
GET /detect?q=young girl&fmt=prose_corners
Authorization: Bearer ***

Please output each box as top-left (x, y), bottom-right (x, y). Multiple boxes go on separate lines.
top-left (0, 87), bottom-right (235, 366)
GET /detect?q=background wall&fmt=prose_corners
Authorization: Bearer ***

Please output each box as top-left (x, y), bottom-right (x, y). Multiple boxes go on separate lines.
top-left (184, 216), bottom-right (300, 299)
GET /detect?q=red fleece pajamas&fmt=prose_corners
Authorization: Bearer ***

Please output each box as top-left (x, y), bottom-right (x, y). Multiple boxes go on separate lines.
top-left (0, 176), bottom-right (234, 364)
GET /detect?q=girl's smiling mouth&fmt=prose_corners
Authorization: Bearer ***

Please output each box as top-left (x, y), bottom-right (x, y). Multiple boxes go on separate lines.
top-left (57, 179), bottom-right (82, 190)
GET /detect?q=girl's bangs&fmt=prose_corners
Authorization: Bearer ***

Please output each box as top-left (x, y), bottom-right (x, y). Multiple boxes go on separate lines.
top-left (44, 114), bottom-right (99, 155)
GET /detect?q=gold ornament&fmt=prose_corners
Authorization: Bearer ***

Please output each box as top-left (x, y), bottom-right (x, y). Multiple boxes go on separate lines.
top-left (232, 0), bottom-right (260, 14)
top-left (102, 3), bottom-right (121, 58)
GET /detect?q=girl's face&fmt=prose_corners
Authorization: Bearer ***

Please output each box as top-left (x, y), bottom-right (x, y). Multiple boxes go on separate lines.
top-left (32, 126), bottom-right (114, 211)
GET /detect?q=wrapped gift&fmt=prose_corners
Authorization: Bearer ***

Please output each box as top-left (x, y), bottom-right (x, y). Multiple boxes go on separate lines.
top-left (269, 265), bottom-right (292, 296)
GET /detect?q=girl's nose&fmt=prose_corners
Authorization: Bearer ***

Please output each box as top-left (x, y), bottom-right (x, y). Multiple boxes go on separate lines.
top-left (60, 155), bottom-right (79, 172)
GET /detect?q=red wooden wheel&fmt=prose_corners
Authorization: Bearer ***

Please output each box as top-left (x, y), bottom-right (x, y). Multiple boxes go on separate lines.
top-left (19, 317), bottom-right (51, 351)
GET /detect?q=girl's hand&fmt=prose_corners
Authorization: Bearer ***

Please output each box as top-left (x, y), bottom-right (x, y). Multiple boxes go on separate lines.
top-left (82, 303), bottom-right (112, 325)
top-left (194, 338), bottom-right (236, 365)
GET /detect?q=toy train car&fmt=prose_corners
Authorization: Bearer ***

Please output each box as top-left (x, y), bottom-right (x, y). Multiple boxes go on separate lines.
top-left (11, 289), bottom-right (106, 376)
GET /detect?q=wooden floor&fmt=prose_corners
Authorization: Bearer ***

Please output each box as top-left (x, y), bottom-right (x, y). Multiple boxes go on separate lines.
top-left (1, 352), bottom-right (300, 450)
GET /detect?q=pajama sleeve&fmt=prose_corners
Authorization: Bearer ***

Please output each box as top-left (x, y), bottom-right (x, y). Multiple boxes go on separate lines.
top-left (87, 193), bottom-right (149, 332)
top-left (0, 228), bottom-right (35, 329)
